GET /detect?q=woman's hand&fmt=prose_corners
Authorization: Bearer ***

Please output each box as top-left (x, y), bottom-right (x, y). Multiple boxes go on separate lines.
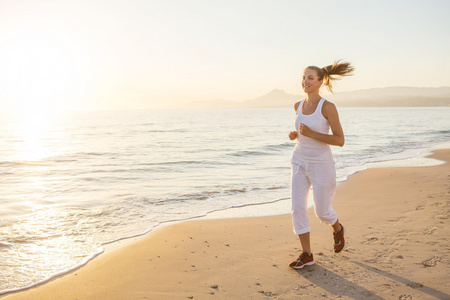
top-left (289, 131), bottom-right (298, 140)
top-left (299, 123), bottom-right (313, 137)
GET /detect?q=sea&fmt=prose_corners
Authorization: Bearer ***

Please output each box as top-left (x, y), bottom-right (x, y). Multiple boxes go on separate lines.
top-left (0, 106), bottom-right (449, 294)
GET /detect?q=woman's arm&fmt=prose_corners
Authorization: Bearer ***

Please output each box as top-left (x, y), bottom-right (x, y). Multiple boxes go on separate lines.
top-left (299, 101), bottom-right (345, 147)
top-left (289, 102), bottom-right (301, 140)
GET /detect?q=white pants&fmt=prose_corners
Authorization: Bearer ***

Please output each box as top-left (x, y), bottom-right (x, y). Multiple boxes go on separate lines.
top-left (291, 161), bottom-right (338, 235)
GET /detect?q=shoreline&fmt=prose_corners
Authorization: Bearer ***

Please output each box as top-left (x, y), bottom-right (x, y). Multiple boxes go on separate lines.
top-left (1, 146), bottom-right (449, 299)
top-left (46, 142), bottom-right (450, 258)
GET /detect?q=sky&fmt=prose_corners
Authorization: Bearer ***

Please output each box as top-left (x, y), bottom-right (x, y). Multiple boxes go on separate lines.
top-left (0, 0), bottom-right (449, 111)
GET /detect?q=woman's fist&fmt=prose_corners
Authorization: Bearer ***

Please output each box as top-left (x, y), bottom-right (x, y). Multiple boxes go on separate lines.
top-left (289, 131), bottom-right (298, 140)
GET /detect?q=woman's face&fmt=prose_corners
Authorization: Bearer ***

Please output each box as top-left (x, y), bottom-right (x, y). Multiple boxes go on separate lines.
top-left (302, 68), bottom-right (323, 94)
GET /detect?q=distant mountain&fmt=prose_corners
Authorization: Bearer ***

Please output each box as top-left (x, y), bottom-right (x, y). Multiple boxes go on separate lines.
top-left (187, 89), bottom-right (302, 109)
top-left (327, 86), bottom-right (450, 107)
top-left (239, 89), bottom-right (300, 108)
top-left (188, 86), bottom-right (450, 108)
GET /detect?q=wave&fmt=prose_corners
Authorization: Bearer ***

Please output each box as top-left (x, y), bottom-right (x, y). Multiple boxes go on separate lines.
top-left (0, 154), bottom-right (95, 167)
top-left (0, 161), bottom-right (46, 167)
top-left (140, 160), bottom-right (202, 166)
top-left (228, 150), bottom-right (268, 157)
top-left (263, 142), bottom-right (293, 151)
top-left (228, 142), bottom-right (292, 157)
top-left (155, 185), bottom-right (287, 204)
top-left (75, 152), bottom-right (110, 157)
top-left (0, 241), bottom-right (13, 248)
top-left (0, 246), bottom-right (105, 296)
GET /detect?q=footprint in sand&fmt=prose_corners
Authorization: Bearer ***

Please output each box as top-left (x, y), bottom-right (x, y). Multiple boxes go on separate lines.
top-left (434, 214), bottom-right (448, 220)
top-left (407, 282), bottom-right (424, 289)
top-left (361, 237), bottom-right (379, 245)
top-left (378, 283), bottom-right (392, 292)
top-left (422, 256), bottom-right (441, 267)
top-left (415, 205), bottom-right (425, 211)
top-left (423, 226), bottom-right (438, 235)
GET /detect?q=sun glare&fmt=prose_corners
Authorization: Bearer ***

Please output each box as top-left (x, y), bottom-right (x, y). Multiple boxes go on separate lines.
top-left (14, 109), bottom-right (56, 162)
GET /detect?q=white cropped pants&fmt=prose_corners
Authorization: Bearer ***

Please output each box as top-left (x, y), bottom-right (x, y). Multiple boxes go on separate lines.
top-left (291, 161), bottom-right (338, 235)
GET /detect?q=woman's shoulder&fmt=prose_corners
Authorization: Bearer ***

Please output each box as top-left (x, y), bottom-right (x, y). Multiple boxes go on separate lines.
top-left (322, 99), bottom-right (337, 110)
top-left (321, 99), bottom-right (339, 118)
top-left (294, 101), bottom-right (301, 111)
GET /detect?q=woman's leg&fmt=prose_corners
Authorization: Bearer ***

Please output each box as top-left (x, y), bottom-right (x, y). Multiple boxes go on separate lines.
top-left (309, 162), bottom-right (338, 226)
top-left (332, 220), bottom-right (342, 232)
top-left (298, 232), bottom-right (311, 255)
top-left (309, 163), bottom-right (345, 252)
top-left (291, 162), bottom-right (312, 251)
top-left (290, 162), bottom-right (316, 268)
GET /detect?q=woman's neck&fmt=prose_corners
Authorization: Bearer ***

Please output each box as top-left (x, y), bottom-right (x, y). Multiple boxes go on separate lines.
top-left (305, 92), bottom-right (322, 103)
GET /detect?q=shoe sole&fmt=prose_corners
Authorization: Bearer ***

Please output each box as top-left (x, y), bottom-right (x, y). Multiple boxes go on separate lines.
top-left (291, 261), bottom-right (315, 269)
top-left (335, 243), bottom-right (346, 253)
top-left (334, 225), bottom-right (346, 253)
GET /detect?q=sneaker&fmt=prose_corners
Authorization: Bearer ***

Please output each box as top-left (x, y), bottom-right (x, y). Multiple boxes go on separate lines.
top-left (333, 223), bottom-right (345, 253)
top-left (289, 252), bottom-right (314, 269)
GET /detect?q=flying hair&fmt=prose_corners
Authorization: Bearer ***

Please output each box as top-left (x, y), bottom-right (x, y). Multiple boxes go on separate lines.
top-left (306, 60), bottom-right (354, 93)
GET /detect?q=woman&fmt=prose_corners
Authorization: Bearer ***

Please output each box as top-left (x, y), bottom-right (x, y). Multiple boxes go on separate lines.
top-left (288, 60), bottom-right (354, 269)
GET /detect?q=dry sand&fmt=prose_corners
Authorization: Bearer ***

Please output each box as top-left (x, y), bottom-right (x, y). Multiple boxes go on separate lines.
top-left (2, 150), bottom-right (449, 300)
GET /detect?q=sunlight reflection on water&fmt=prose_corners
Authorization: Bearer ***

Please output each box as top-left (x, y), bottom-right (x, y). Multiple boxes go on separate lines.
top-left (15, 110), bottom-right (54, 161)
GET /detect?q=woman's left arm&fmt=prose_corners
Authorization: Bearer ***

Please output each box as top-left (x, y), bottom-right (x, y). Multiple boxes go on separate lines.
top-left (299, 102), bottom-right (345, 147)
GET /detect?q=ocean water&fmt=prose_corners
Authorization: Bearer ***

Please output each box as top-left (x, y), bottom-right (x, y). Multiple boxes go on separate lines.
top-left (0, 107), bottom-right (449, 294)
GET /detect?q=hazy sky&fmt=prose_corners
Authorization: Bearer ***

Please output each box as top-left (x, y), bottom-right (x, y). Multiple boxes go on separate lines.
top-left (0, 0), bottom-right (449, 111)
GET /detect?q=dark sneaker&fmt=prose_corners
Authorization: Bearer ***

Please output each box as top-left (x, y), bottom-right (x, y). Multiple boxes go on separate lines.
top-left (289, 252), bottom-right (314, 269)
top-left (333, 223), bottom-right (346, 253)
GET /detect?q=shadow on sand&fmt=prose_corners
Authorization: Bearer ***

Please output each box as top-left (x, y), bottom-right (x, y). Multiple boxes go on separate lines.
top-left (352, 261), bottom-right (450, 300)
top-left (295, 263), bottom-right (384, 299)
top-left (296, 261), bottom-right (449, 300)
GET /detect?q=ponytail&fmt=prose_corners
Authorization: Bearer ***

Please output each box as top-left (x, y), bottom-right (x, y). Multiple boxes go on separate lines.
top-left (306, 60), bottom-right (354, 93)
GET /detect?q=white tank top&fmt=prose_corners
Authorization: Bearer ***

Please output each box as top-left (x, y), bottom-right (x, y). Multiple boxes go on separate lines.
top-left (291, 98), bottom-right (333, 164)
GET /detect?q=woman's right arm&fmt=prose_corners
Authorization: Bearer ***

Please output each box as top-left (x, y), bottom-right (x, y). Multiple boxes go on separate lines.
top-left (289, 102), bottom-right (300, 140)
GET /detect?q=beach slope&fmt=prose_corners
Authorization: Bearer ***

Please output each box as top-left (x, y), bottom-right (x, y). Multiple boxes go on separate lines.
top-left (2, 150), bottom-right (449, 300)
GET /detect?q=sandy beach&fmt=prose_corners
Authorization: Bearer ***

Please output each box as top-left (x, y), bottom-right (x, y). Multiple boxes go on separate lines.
top-left (2, 150), bottom-right (449, 300)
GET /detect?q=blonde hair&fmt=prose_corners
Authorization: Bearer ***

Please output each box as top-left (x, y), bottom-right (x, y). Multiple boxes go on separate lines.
top-left (306, 60), bottom-right (354, 93)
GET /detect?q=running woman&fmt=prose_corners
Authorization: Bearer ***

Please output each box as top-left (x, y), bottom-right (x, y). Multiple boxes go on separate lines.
top-left (288, 60), bottom-right (354, 269)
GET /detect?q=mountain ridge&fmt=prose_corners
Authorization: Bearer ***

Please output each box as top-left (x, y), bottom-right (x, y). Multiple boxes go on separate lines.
top-left (187, 86), bottom-right (450, 108)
